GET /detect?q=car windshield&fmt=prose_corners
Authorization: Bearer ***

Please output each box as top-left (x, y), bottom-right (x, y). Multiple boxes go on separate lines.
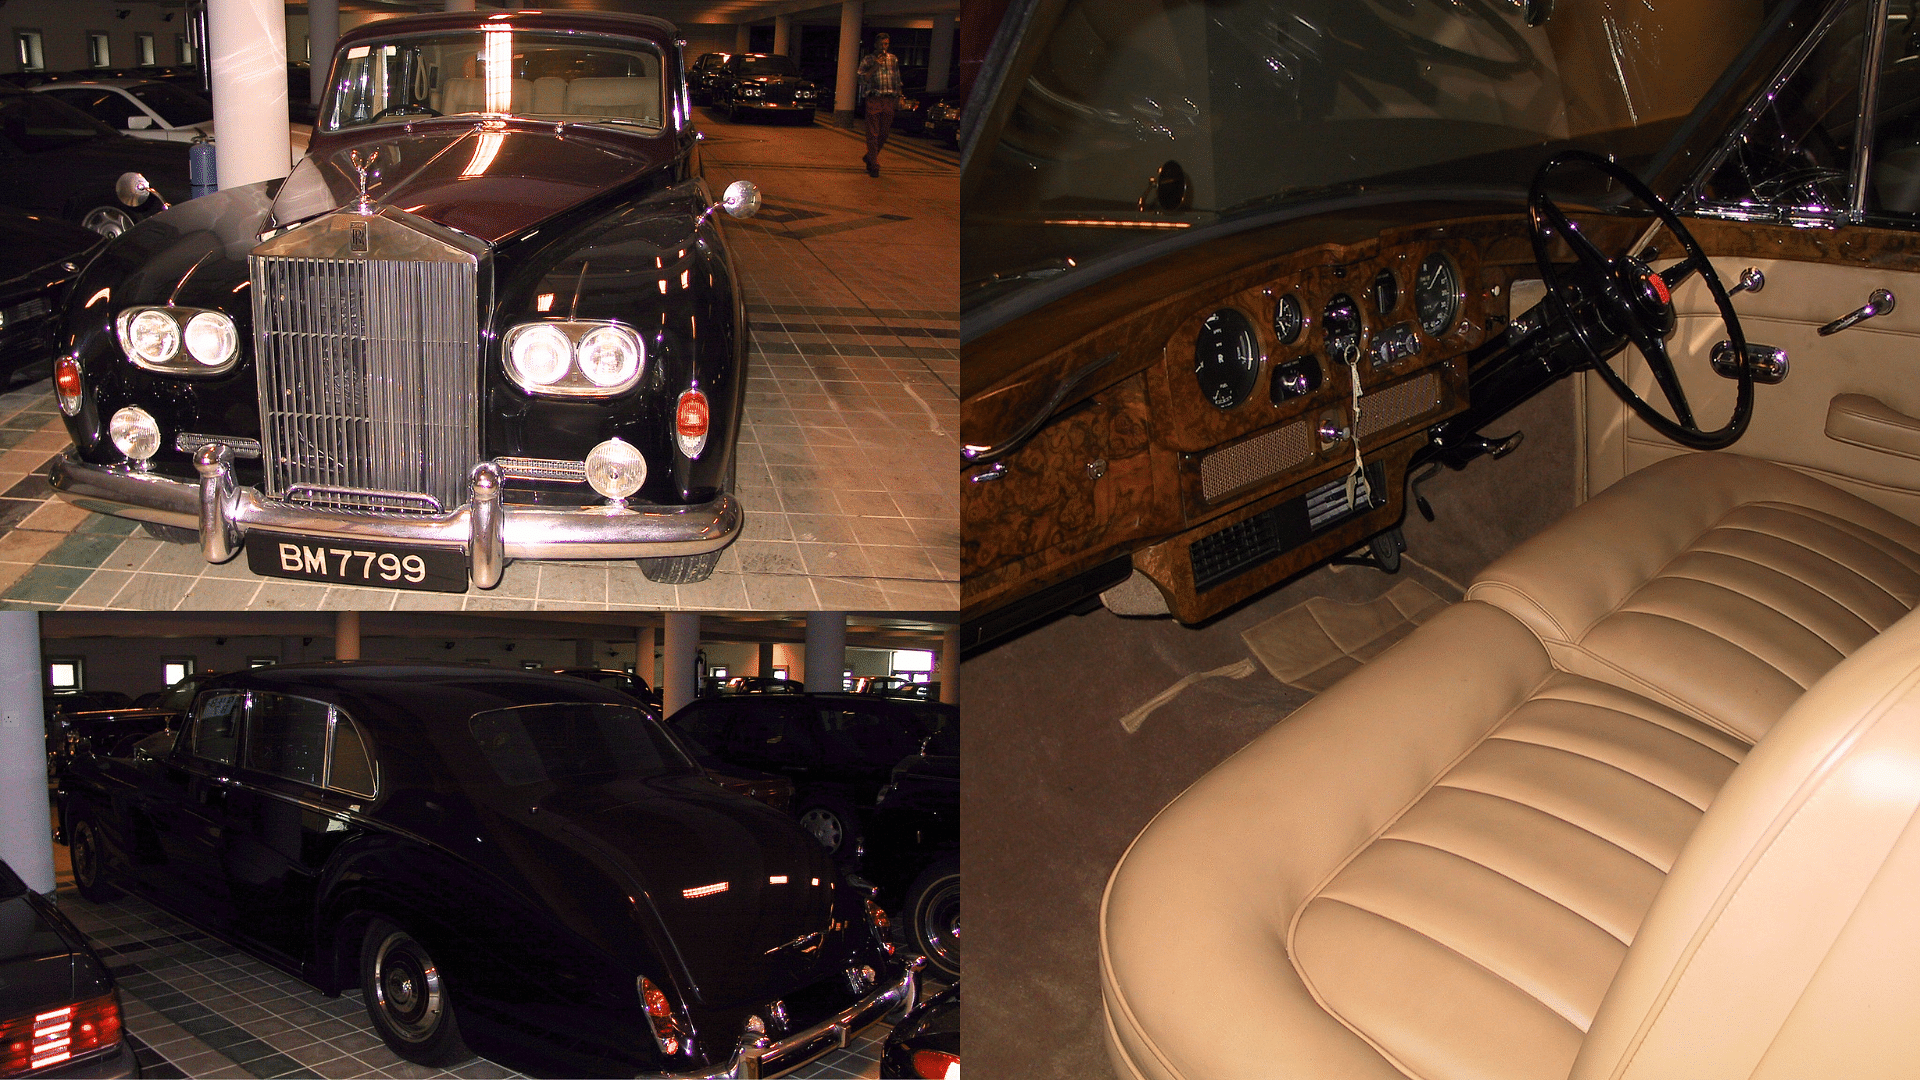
top-left (127, 81), bottom-right (212, 126)
top-left (468, 702), bottom-right (697, 787)
top-left (739, 55), bottom-right (799, 77)
top-left (324, 29), bottom-right (667, 132)
top-left (0, 91), bottom-right (117, 150)
top-left (964, 0), bottom-right (1808, 312)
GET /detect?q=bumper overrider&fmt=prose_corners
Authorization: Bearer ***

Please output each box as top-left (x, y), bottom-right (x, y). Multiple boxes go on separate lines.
top-left (656, 959), bottom-right (924, 1080)
top-left (47, 444), bottom-right (741, 589)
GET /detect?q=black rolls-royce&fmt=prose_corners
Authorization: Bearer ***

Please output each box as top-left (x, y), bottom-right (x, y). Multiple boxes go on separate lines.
top-left (57, 663), bottom-right (918, 1079)
top-left (47, 9), bottom-right (763, 592)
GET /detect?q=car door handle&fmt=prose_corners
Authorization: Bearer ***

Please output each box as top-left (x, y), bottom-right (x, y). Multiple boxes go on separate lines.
top-left (1825, 394), bottom-right (1920, 461)
top-left (1819, 289), bottom-right (1895, 335)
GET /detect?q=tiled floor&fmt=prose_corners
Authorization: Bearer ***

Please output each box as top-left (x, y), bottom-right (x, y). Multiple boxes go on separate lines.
top-left (7, 112), bottom-right (957, 611)
top-left (50, 854), bottom-right (904, 1079)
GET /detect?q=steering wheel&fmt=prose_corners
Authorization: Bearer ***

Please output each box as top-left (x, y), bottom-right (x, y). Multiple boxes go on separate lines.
top-left (371, 102), bottom-right (442, 121)
top-left (1528, 149), bottom-right (1753, 450)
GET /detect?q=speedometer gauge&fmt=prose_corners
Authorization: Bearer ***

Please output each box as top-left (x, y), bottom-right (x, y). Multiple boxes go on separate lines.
top-left (1416, 252), bottom-right (1462, 336)
top-left (1194, 309), bottom-right (1261, 410)
top-left (1322, 294), bottom-right (1362, 367)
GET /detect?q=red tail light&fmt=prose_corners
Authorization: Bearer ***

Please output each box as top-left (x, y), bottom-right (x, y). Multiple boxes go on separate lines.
top-left (638, 977), bottom-right (689, 1059)
top-left (911, 1048), bottom-right (960, 1078)
top-left (0, 992), bottom-right (122, 1078)
top-left (675, 390), bottom-right (709, 458)
top-left (53, 358), bottom-right (83, 417)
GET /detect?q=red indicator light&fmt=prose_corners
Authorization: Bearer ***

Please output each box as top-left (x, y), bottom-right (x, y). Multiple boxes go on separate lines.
top-left (911, 1049), bottom-right (960, 1078)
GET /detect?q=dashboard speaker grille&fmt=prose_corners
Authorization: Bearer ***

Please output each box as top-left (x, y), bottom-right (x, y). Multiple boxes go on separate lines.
top-left (1358, 372), bottom-right (1441, 441)
top-left (1201, 421), bottom-right (1312, 501)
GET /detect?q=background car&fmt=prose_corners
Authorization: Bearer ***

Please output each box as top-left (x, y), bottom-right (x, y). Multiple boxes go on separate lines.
top-left (663, 693), bottom-right (959, 860)
top-left (49, 9), bottom-right (761, 591)
top-left (712, 53), bottom-right (823, 123)
top-left (0, 857), bottom-right (137, 1078)
top-left (32, 80), bottom-right (211, 142)
top-left (551, 666), bottom-right (659, 707)
top-left (879, 982), bottom-right (958, 1080)
top-left (0, 207), bottom-right (102, 383)
top-left (57, 662), bottom-right (914, 1077)
top-left (0, 86), bottom-right (187, 236)
top-left (688, 51), bottom-right (731, 104)
top-left (859, 722), bottom-right (958, 976)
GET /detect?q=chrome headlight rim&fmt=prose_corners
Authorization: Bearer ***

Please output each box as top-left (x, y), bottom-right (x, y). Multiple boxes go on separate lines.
top-left (108, 405), bottom-right (161, 463)
top-left (503, 320), bottom-right (646, 398)
top-left (114, 306), bottom-right (240, 374)
top-left (182, 310), bottom-right (239, 367)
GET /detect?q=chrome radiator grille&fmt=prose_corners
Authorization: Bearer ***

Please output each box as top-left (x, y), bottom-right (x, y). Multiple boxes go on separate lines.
top-left (251, 255), bottom-right (479, 513)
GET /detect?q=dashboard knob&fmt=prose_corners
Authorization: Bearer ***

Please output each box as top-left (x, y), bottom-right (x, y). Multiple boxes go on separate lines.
top-left (1317, 419), bottom-right (1350, 444)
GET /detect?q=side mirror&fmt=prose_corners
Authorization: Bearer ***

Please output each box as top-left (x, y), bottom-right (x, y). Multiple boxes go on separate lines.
top-left (116, 171), bottom-right (158, 208)
top-left (126, 115), bottom-right (154, 131)
top-left (720, 179), bottom-right (761, 219)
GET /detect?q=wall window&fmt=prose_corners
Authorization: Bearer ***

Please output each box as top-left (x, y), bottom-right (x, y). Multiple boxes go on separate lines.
top-left (520, 660), bottom-right (543, 670)
top-left (247, 656), bottom-right (278, 669)
top-left (86, 32), bottom-right (110, 68)
top-left (162, 657), bottom-right (196, 686)
top-left (176, 33), bottom-right (192, 65)
top-left (47, 657), bottom-right (82, 692)
top-left (135, 32), bottom-right (155, 66)
top-left (303, 35), bottom-right (311, 62)
top-left (711, 666), bottom-right (730, 679)
top-left (773, 667), bottom-right (789, 680)
top-left (15, 30), bottom-right (43, 72)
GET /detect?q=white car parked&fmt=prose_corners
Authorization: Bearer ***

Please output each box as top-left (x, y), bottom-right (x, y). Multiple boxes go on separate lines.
top-left (30, 79), bottom-right (310, 157)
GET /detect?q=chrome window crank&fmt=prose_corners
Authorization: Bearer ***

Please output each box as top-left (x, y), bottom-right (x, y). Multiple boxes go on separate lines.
top-left (1819, 289), bottom-right (1895, 336)
top-left (1727, 267), bottom-right (1765, 296)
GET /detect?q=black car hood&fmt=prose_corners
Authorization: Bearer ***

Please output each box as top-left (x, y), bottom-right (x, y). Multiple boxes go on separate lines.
top-left (537, 776), bottom-right (852, 1008)
top-left (271, 123), bottom-right (673, 244)
top-left (0, 893), bottom-right (82, 1019)
top-left (0, 209), bottom-right (101, 286)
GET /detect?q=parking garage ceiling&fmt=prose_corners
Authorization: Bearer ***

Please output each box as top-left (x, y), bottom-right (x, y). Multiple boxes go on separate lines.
top-left (41, 612), bottom-right (957, 649)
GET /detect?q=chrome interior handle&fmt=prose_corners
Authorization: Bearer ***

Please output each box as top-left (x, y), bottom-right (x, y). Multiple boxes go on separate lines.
top-left (1727, 267), bottom-right (1765, 296)
top-left (1711, 340), bottom-right (1789, 384)
top-left (1819, 289), bottom-right (1895, 336)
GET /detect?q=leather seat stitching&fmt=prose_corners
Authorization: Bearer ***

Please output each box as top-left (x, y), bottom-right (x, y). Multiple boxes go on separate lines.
top-left (1484, 733), bottom-right (1716, 812)
top-left (1431, 780), bottom-right (1672, 873)
top-left (1659, 550), bottom-right (1880, 645)
top-left (1522, 690), bottom-right (1748, 763)
top-left (1367, 834), bottom-right (1635, 947)
top-left (1604, 608), bottom-right (1816, 691)
top-left (1547, 644), bottom-right (1756, 742)
top-left (1308, 895), bottom-right (1594, 1035)
top-left (1746, 499), bottom-right (1920, 577)
top-left (1465, 580), bottom-right (1572, 642)
top-left (1709, 521), bottom-right (1915, 611)
top-left (1634, 570), bottom-right (1856, 661)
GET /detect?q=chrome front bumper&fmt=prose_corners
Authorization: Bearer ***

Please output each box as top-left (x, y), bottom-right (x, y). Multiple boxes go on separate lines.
top-left (655, 959), bottom-right (923, 1080)
top-left (47, 446), bottom-right (742, 589)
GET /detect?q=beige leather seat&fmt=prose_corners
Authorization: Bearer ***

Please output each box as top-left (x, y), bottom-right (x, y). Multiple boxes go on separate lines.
top-left (1102, 453), bottom-right (1920, 1080)
top-left (564, 76), bottom-right (660, 122)
top-left (531, 76), bottom-right (567, 114)
top-left (439, 75), bottom-right (532, 115)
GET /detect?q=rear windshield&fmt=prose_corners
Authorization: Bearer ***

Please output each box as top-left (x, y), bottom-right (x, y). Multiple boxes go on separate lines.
top-left (468, 702), bottom-right (696, 786)
top-left (128, 81), bottom-right (212, 126)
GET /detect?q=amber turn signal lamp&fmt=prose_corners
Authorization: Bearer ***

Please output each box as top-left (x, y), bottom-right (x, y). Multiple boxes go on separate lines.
top-left (54, 357), bottom-right (83, 417)
top-left (675, 390), bottom-right (709, 458)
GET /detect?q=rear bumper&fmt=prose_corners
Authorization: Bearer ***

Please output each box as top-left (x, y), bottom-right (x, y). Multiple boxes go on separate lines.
top-left (48, 446), bottom-right (741, 589)
top-left (655, 958), bottom-right (924, 1079)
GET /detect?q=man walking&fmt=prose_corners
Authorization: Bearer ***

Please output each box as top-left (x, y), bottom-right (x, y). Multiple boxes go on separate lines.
top-left (857, 33), bottom-right (903, 177)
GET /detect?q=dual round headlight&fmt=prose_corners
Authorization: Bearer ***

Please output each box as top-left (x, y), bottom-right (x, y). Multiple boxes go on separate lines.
top-left (115, 307), bottom-right (239, 372)
top-left (505, 321), bottom-right (645, 396)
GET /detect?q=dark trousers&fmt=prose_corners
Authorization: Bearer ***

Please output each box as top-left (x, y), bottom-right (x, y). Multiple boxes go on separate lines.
top-left (864, 95), bottom-right (897, 164)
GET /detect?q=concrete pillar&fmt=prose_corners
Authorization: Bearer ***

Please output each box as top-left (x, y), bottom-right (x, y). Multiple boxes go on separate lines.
top-left (663, 614), bottom-right (699, 719)
top-left (0, 613), bottom-right (52, 893)
top-left (927, 11), bottom-right (955, 92)
top-left (309, 0), bottom-right (339, 107)
top-left (758, 641), bottom-right (775, 677)
top-left (773, 15), bottom-right (793, 56)
top-left (804, 612), bottom-right (847, 694)
top-left (735, 23), bottom-right (752, 54)
top-left (939, 625), bottom-right (959, 704)
top-left (637, 625), bottom-right (656, 690)
top-left (833, 0), bottom-right (863, 121)
top-left (208, 0), bottom-right (292, 189)
top-left (335, 611), bottom-right (360, 660)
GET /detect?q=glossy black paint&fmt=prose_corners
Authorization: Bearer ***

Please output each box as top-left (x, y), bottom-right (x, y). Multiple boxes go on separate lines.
top-left (0, 88), bottom-right (188, 228)
top-left (57, 663), bottom-right (899, 1078)
top-left (711, 55), bottom-right (821, 122)
top-left (878, 982), bottom-right (958, 1080)
top-left (58, 10), bottom-right (745, 512)
top-left (857, 741), bottom-right (957, 908)
top-left (0, 860), bottom-right (137, 1078)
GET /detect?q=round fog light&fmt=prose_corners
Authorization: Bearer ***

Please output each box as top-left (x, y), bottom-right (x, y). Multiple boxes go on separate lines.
top-left (109, 406), bottom-right (161, 463)
top-left (585, 438), bottom-right (647, 501)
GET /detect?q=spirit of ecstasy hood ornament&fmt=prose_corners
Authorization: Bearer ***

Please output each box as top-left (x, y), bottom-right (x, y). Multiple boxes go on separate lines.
top-left (349, 148), bottom-right (380, 214)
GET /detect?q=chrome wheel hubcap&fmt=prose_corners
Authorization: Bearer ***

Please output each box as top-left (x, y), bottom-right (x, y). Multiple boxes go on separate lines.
top-left (799, 808), bottom-right (843, 852)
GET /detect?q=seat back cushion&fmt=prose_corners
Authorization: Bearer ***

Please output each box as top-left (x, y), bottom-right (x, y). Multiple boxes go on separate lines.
top-left (1572, 604), bottom-right (1920, 1080)
top-left (531, 75), bottom-right (567, 114)
top-left (1467, 452), bottom-right (1920, 742)
top-left (564, 76), bottom-right (660, 121)
top-left (440, 75), bottom-right (532, 115)
top-left (1102, 601), bottom-right (1749, 1080)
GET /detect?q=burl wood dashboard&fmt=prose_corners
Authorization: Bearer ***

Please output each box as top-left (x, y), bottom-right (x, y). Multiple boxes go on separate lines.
top-left (963, 212), bottom-right (1538, 626)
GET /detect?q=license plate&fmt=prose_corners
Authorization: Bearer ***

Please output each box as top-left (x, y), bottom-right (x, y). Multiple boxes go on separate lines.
top-left (245, 535), bottom-right (469, 592)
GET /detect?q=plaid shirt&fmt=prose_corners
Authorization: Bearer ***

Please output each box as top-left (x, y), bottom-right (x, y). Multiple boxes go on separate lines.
top-left (858, 50), bottom-right (902, 97)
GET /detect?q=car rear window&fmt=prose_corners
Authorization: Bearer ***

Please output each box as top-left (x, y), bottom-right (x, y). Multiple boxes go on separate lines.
top-left (468, 702), bottom-right (696, 787)
top-left (329, 713), bottom-right (377, 797)
top-left (127, 81), bottom-right (211, 126)
top-left (245, 692), bottom-right (331, 786)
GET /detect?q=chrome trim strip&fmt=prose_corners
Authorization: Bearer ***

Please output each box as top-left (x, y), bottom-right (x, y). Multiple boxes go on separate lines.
top-left (495, 456), bottom-right (589, 483)
top-left (174, 432), bottom-right (262, 459)
top-left (284, 484), bottom-right (444, 514)
top-left (48, 451), bottom-right (741, 584)
top-left (647, 961), bottom-right (922, 1080)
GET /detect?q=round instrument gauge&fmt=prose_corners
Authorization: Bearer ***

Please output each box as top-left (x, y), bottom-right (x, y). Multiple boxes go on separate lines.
top-left (1273, 294), bottom-right (1303, 345)
top-left (1372, 269), bottom-right (1399, 315)
top-left (1416, 252), bottom-right (1462, 336)
top-left (1322, 294), bottom-right (1362, 367)
top-left (1194, 308), bottom-right (1261, 410)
